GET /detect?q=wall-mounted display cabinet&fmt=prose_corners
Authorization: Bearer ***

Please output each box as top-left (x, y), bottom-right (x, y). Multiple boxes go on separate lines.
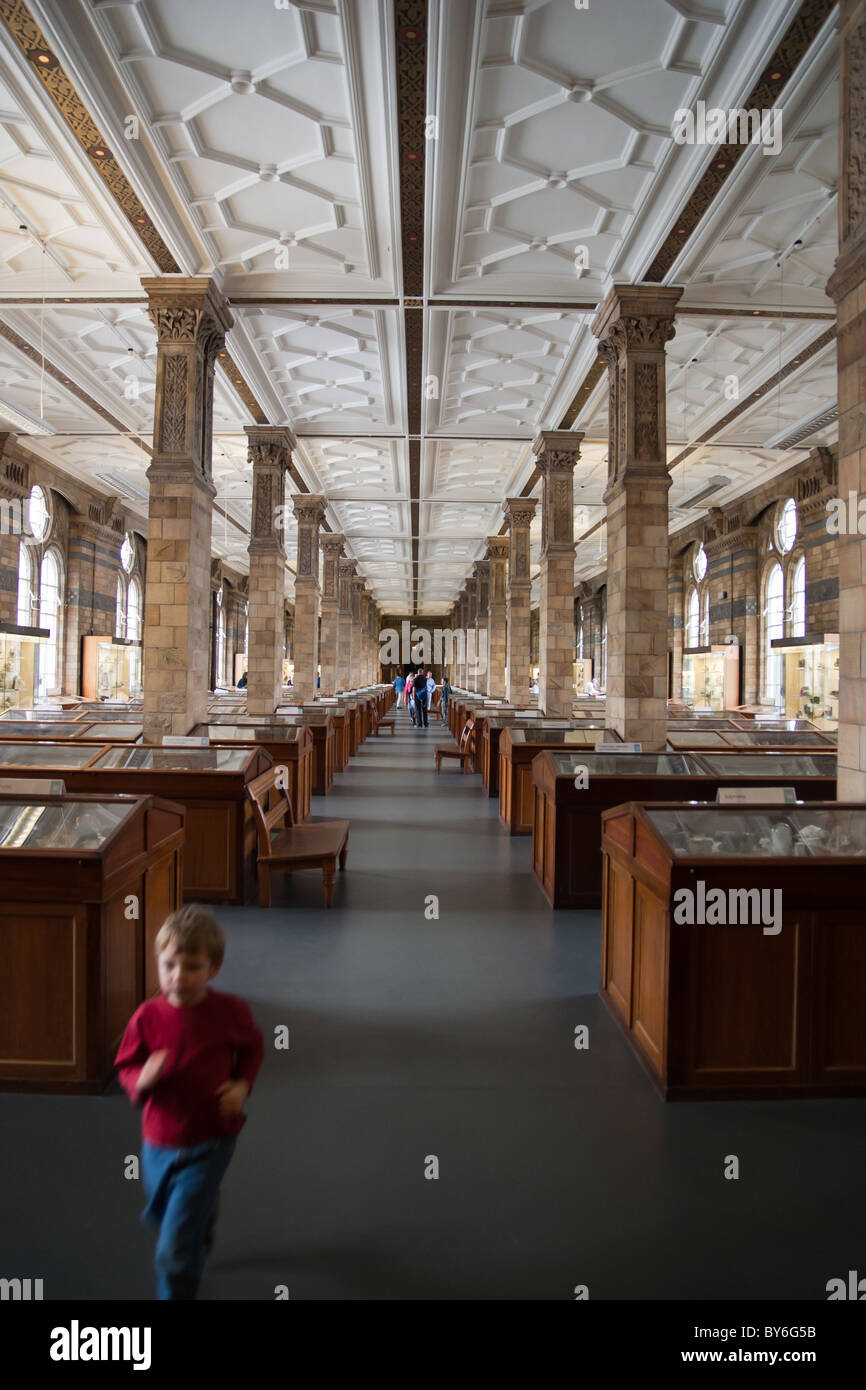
top-left (0, 624), bottom-right (50, 713)
top-left (681, 645), bottom-right (740, 711)
top-left (600, 801), bottom-right (866, 1099)
top-left (0, 792), bottom-right (184, 1093)
top-left (771, 633), bottom-right (839, 729)
top-left (81, 636), bottom-right (142, 702)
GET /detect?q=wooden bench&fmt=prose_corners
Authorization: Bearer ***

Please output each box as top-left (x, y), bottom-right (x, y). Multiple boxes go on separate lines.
top-left (247, 768), bottom-right (349, 908)
top-left (434, 717), bottom-right (476, 774)
top-left (369, 707), bottom-right (396, 736)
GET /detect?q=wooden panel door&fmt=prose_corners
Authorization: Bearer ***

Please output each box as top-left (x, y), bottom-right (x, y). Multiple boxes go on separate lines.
top-left (631, 883), bottom-right (669, 1079)
top-left (0, 904), bottom-right (87, 1082)
top-left (603, 861), bottom-right (634, 1024)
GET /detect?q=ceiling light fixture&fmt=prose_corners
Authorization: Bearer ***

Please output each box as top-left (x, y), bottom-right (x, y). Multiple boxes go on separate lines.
top-left (0, 398), bottom-right (55, 436)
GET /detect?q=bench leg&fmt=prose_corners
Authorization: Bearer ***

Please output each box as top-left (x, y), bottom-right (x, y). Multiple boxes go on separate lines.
top-left (323, 864), bottom-right (336, 908)
top-left (258, 864), bottom-right (272, 908)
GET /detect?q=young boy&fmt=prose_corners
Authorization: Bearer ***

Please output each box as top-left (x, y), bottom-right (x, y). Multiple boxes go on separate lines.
top-left (115, 905), bottom-right (264, 1300)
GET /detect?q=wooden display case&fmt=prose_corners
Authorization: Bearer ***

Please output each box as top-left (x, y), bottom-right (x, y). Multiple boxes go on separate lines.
top-left (600, 801), bottom-right (866, 1100)
top-left (480, 715), bottom-right (578, 797)
top-left (666, 727), bottom-right (834, 752)
top-left (0, 742), bottom-right (268, 904)
top-left (532, 750), bottom-right (837, 909)
top-left (192, 723), bottom-right (313, 821)
top-left (498, 725), bottom-right (619, 835)
top-left (0, 792), bottom-right (184, 1092)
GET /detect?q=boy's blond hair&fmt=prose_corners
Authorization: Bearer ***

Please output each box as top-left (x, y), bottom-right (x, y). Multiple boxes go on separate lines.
top-left (155, 905), bottom-right (225, 967)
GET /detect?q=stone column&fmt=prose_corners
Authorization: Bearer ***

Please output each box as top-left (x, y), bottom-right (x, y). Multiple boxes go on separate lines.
top-left (141, 277), bottom-right (232, 737)
top-left (318, 533), bottom-right (344, 697)
top-left (291, 495), bottom-right (325, 702)
top-left (338, 557), bottom-right (356, 691)
top-left (534, 432), bottom-right (583, 718)
top-left (473, 559), bottom-right (490, 692)
top-left (452, 589), bottom-right (464, 688)
top-left (463, 572), bottom-right (478, 689)
top-left (578, 586), bottom-right (604, 687)
top-left (827, 0), bottom-right (866, 797)
top-left (351, 576), bottom-right (365, 688)
top-left (593, 284), bottom-right (682, 749)
top-left (504, 497), bottom-right (537, 703)
top-left (486, 538), bottom-right (508, 698)
top-left (245, 427), bottom-right (290, 717)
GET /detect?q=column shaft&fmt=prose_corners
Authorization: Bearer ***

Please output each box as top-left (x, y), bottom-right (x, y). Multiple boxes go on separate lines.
top-left (504, 498), bottom-right (537, 703)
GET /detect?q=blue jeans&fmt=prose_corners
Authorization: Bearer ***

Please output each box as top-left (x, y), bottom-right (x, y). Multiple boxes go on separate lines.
top-left (141, 1137), bottom-right (236, 1300)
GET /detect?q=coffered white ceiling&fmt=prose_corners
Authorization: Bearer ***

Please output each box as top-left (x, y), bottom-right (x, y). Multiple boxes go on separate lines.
top-left (0, 0), bottom-right (843, 617)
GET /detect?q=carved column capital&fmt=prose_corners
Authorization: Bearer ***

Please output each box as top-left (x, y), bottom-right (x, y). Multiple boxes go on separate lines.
top-left (291, 494), bottom-right (325, 585)
top-left (503, 496), bottom-right (537, 584)
top-left (320, 533), bottom-right (345, 604)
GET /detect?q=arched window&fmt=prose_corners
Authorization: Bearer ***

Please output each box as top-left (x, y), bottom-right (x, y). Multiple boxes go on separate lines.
top-left (700, 588), bottom-right (709, 645)
top-left (776, 498), bottom-right (797, 554)
top-left (126, 577), bottom-right (142, 642)
top-left (215, 596), bottom-right (226, 688)
top-left (791, 557), bottom-right (806, 638)
top-left (17, 546), bottom-right (33, 626)
top-left (693, 544), bottom-right (707, 583)
top-left (28, 485), bottom-right (50, 542)
top-left (37, 550), bottom-right (61, 697)
top-left (115, 576), bottom-right (126, 638)
top-left (686, 588), bottom-right (700, 647)
top-left (763, 563), bottom-right (785, 705)
top-left (600, 619), bottom-right (608, 687)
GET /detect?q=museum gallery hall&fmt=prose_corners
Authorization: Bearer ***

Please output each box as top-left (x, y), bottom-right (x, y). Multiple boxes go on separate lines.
top-left (0, 0), bottom-right (865, 1306)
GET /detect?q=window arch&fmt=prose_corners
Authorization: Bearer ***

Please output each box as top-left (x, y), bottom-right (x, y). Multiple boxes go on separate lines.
top-left (115, 576), bottom-right (126, 638)
top-left (686, 587), bottom-right (700, 648)
top-left (700, 587), bottom-right (709, 646)
top-left (763, 562), bottom-right (785, 705)
top-left (37, 549), bottom-right (62, 697)
top-left (790, 556), bottom-right (806, 639)
top-left (126, 577), bottom-right (142, 642)
top-left (17, 545), bottom-right (33, 626)
top-left (215, 594), bottom-right (227, 688)
top-left (776, 498), bottom-right (797, 554)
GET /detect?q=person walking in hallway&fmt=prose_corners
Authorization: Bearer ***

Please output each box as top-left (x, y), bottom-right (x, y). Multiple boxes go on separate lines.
top-left (393, 672), bottom-right (405, 707)
top-left (414, 671), bottom-right (429, 728)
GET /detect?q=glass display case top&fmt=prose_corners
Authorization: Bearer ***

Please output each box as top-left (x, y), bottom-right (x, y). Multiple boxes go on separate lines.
top-left (197, 724), bottom-right (303, 743)
top-left (78, 723), bottom-right (143, 742)
top-left (92, 746), bottom-right (253, 772)
top-left (551, 752), bottom-right (704, 776)
top-left (667, 731), bottom-right (728, 748)
top-left (0, 723), bottom-right (85, 740)
top-left (0, 798), bottom-right (133, 850)
top-left (0, 709), bottom-right (82, 722)
top-left (722, 729), bottom-right (832, 748)
top-left (507, 727), bottom-right (611, 745)
top-left (0, 742), bottom-right (99, 767)
top-left (668, 719), bottom-right (739, 731)
top-left (699, 753), bottom-right (836, 777)
top-left (645, 806), bottom-right (866, 858)
top-left (79, 709), bottom-right (146, 722)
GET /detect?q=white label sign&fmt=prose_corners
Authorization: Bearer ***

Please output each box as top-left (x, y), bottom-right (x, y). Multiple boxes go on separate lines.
top-left (596, 742), bottom-right (642, 754)
top-left (716, 786), bottom-right (797, 805)
top-left (162, 735), bottom-right (209, 747)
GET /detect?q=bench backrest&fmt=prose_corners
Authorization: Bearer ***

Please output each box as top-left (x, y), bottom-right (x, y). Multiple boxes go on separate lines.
top-left (247, 767), bottom-right (296, 855)
top-left (459, 717), bottom-right (476, 754)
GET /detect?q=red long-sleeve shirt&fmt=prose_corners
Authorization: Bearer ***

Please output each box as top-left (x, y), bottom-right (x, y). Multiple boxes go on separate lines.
top-left (115, 990), bottom-right (265, 1148)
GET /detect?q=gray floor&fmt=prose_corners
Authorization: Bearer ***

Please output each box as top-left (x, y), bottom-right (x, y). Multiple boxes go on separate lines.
top-left (2, 706), bottom-right (864, 1300)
